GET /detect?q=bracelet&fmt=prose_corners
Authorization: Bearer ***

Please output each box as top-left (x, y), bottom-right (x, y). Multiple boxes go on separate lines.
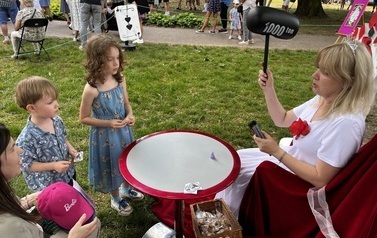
top-left (278, 151), bottom-right (287, 163)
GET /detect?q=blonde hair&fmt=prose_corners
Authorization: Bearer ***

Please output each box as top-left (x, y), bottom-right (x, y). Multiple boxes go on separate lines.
top-left (15, 76), bottom-right (58, 110)
top-left (315, 41), bottom-right (376, 118)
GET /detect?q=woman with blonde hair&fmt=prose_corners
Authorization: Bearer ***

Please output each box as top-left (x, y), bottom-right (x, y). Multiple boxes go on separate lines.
top-left (216, 41), bottom-right (376, 220)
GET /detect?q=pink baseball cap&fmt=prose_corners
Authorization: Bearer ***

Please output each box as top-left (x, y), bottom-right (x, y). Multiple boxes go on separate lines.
top-left (37, 182), bottom-right (95, 230)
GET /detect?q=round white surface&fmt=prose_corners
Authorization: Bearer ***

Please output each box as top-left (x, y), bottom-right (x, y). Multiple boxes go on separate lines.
top-left (126, 131), bottom-right (235, 194)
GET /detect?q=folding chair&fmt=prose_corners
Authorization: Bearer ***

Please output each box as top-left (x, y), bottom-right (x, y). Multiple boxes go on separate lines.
top-left (16, 18), bottom-right (50, 60)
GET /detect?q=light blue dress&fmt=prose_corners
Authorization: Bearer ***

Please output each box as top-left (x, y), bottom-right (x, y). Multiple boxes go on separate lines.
top-left (229, 8), bottom-right (241, 30)
top-left (88, 83), bottom-right (134, 193)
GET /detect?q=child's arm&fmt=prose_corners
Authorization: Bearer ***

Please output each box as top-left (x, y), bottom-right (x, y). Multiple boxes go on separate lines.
top-left (29, 160), bottom-right (71, 173)
top-left (79, 83), bottom-right (128, 128)
top-left (122, 80), bottom-right (136, 126)
top-left (18, 140), bottom-right (71, 174)
top-left (66, 138), bottom-right (78, 158)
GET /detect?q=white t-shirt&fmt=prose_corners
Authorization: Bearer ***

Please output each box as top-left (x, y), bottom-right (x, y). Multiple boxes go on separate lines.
top-left (289, 95), bottom-right (365, 168)
top-left (216, 95), bottom-right (365, 218)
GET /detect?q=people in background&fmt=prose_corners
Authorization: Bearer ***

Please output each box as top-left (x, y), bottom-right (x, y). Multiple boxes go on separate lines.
top-left (228, 0), bottom-right (241, 40)
top-left (195, 0), bottom-right (221, 34)
top-left (0, 0), bottom-right (18, 44)
top-left (67, 0), bottom-right (80, 41)
top-left (79, 0), bottom-right (102, 50)
top-left (39, 0), bottom-right (52, 20)
top-left (238, 0), bottom-right (255, 45)
top-left (163, 0), bottom-right (170, 15)
top-left (131, 0), bottom-right (149, 44)
top-left (10, 0), bottom-right (43, 59)
top-left (282, 0), bottom-right (289, 11)
top-left (218, 0), bottom-right (230, 33)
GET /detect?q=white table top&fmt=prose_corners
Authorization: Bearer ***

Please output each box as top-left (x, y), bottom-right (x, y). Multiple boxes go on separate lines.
top-left (119, 130), bottom-right (240, 199)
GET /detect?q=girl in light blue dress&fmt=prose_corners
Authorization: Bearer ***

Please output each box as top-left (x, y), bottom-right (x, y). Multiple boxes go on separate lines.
top-left (79, 34), bottom-right (144, 216)
top-left (228, 0), bottom-right (242, 40)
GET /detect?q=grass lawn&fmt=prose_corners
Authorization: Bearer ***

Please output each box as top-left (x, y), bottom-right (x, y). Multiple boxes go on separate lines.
top-left (0, 1), bottom-right (374, 237)
top-left (0, 41), bottom-right (316, 237)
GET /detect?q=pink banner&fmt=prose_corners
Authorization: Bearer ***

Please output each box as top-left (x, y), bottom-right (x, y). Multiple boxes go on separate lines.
top-left (337, 0), bottom-right (369, 36)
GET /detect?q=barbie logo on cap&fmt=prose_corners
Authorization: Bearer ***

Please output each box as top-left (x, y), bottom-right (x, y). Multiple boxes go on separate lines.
top-left (37, 182), bottom-right (95, 230)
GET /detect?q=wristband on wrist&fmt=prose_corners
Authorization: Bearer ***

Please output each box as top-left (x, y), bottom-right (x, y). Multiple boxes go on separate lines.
top-left (278, 150), bottom-right (287, 163)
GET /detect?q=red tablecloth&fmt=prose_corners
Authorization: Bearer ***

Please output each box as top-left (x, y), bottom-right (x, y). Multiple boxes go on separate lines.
top-left (239, 134), bottom-right (377, 237)
top-left (151, 195), bottom-right (214, 238)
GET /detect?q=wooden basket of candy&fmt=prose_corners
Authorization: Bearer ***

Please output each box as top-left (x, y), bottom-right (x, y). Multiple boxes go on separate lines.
top-left (190, 198), bottom-right (242, 238)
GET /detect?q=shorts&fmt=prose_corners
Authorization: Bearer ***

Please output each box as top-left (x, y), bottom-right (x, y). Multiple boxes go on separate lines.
top-left (0, 4), bottom-right (18, 24)
top-left (39, 0), bottom-right (51, 7)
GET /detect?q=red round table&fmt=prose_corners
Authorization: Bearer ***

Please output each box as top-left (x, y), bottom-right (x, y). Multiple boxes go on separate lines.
top-left (119, 130), bottom-right (240, 238)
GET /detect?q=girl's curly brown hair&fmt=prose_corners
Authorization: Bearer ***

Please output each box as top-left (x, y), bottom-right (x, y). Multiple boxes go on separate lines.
top-left (84, 34), bottom-right (124, 87)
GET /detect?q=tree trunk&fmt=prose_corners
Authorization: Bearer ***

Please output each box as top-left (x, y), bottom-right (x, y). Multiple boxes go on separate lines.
top-left (294, 0), bottom-right (328, 17)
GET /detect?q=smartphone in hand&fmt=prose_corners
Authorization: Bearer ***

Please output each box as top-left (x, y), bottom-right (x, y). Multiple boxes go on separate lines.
top-left (248, 120), bottom-right (266, 139)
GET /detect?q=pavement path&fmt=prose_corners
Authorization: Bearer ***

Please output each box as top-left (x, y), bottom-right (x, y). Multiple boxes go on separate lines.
top-left (42, 20), bottom-right (338, 51)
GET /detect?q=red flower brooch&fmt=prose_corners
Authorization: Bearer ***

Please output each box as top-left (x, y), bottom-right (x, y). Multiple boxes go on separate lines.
top-left (289, 118), bottom-right (310, 140)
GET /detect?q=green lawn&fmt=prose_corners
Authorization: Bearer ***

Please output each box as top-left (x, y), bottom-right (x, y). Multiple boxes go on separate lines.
top-left (0, 41), bottom-right (316, 237)
top-left (0, 1), bottom-right (373, 237)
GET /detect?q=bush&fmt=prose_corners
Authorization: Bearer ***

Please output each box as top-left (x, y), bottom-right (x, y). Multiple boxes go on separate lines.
top-left (50, 2), bottom-right (65, 20)
top-left (48, 3), bottom-right (204, 28)
top-left (172, 12), bottom-right (203, 28)
top-left (146, 12), bottom-right (202, 28)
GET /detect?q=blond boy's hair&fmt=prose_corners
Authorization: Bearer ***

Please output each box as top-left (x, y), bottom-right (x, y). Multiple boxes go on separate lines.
top-left (15, 76), bottom-right (59, 110)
